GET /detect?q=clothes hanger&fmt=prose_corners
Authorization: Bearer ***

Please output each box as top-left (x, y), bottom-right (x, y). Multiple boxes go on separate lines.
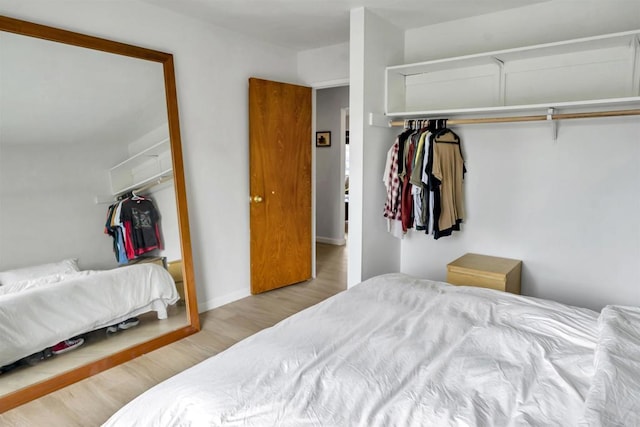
top-left (131, 189), bottom-right (145, 200)
top-left (434, 119), bottom-right (460, 143)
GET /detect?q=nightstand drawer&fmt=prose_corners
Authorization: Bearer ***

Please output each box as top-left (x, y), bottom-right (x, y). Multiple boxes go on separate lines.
top-left (447, 253), bottom-right (522, 294)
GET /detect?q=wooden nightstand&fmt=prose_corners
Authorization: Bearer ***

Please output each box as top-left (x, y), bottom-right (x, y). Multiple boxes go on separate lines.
top-left (447, 253), bottom-right (522, 294)
top-left (167, 259), bottom-right (185, 303)
top-left (126, 256), bottom-right (167, 269)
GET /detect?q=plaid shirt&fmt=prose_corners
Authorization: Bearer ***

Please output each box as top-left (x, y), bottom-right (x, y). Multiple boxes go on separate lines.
top-left (383, 138), bottom-right (402, 221)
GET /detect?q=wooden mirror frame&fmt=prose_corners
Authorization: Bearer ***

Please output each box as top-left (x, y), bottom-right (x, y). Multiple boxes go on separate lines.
top-left (0, 15), bottom-right (200, 412)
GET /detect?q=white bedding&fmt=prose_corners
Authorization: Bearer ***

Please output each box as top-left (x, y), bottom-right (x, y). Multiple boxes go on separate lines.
top-left (580, 305), bottom-right (640, 426)
top-left (0, 263), bottom-right (179, 367)
top-left (104, 273), bottom-right (618, 427)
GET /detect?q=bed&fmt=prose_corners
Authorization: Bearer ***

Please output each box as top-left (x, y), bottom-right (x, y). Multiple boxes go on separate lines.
top-left (103, 273), bottom-right (640, 426)
top-left (0, 259), bottom-right (179, 368)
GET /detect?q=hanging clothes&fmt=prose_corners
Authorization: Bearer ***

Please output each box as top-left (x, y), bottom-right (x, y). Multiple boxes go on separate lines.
top-left (105, 194), bottom-right (162, 262)
top-left (429, 128), bottom-right (466, 239)
top-left (120, 196), bottom-right (162, 256)
top-left (400, 131), bottom-right (417, 232)
top-left (410, 129), bottom-right (430, 231)
top-left (384, 120), bottom-right (466, 240)
top-left (383, 128), bottom-right (412, 239)
top-left (105, 202), bottom-right (129, 264)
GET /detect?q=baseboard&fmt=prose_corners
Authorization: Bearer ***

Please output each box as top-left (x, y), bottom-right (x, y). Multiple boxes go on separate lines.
top-left (198, 288), bottom-right (251, 313)
top-left (197, 236), bottom-right (345, 312)
top-left (316, 236), bottom-right (346, 246)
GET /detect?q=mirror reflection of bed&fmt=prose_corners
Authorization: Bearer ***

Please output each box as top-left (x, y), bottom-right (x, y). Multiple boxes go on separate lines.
top-left (0, 301), bottom-right (187, 396)
top-left (0, 29), bottom-right (190, 398)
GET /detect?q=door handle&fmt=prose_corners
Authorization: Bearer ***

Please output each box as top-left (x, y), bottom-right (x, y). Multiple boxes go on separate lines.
top-left (252, 195), bottom-right (263, 203)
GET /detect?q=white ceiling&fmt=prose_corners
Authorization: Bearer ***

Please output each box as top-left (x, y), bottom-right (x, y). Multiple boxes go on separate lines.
top-left (142, 0), bottom-right (549, 51)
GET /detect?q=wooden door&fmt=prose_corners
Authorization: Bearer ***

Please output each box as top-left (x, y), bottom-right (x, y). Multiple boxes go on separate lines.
top-left (249, 78), bottom-right (312, 294)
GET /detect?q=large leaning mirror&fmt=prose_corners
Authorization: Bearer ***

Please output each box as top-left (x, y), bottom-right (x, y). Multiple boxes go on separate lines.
top-left (0, 16), bottom-right (199, 411)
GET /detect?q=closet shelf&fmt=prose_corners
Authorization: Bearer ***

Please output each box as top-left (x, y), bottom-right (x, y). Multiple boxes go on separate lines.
top-left (387, 30), bottom-right (640, 76)
top-left (109, 138), bottom-right (173, 196)
top-left (112, 171), bottom-right (174, 197)
top-left (386, 29), bottom-right (640, 117)
top-left (110, 138), bottom-right (170, 170)
top-left (385, 97), bottom-right (640, 120)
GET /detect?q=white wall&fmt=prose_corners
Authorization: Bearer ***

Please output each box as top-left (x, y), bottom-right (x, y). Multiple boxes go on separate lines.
top-left (0, 141), bottom-right (124, 271)
top-left (298, 42), bottom-right (349, 86)
top-left (348, 8), bottom-right (404, 287)
top-left (148, 182), bottom-right (181, 262)
top-left (315, 86), bottom-right (349, 245)
top-left (401, 3), bottom-right (640, 311)
top-left (0, 2), bottom-right (300, 311)
top-left (404, 1), bottom-right (640, 63)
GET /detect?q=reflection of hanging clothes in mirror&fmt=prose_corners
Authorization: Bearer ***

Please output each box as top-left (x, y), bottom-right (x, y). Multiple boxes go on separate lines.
top-left (122, 197), bottom-right (162, 257)
top-left (105, 193), bottom-right (163, 263)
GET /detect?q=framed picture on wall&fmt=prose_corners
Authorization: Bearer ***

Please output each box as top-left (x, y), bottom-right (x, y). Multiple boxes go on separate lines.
top-left (316, 131), bottom-right (331, 147)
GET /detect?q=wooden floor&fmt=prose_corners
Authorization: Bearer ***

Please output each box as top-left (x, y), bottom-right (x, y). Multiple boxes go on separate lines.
top-left (0, 243), bottom-right (347, 426)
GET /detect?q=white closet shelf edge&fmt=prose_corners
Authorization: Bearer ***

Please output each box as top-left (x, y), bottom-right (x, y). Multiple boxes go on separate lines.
top-left (385, 97), bottom-right (640, 119)
top-left (387, 29), bottom-right (640, 76)
top-left (109, 138), bottom-right (171, 171)
top-left (110, 170), bottom-right (174, 197)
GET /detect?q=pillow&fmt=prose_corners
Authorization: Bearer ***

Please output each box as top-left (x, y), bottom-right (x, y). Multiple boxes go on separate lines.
top-left (0, 258), bottom-right (80, 286)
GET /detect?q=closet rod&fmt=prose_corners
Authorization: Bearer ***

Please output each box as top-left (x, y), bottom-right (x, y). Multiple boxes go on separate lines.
top-left (388, 108), bottom-right (640, 127)
top-left (94, 176), bottom-right (173, 205)
top-left (130, 174), bottom-right (173, 196)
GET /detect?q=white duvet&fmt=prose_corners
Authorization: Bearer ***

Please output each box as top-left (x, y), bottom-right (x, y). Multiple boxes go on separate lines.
top-left (103, 273), bottom-right (640, 427)
top-left (580, 305), bottom-right (640, 426)
top-left (0, 263), bottom-right (179, 367)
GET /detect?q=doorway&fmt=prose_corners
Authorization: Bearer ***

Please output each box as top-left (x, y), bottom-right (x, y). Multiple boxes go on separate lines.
top-left (343, 108), bottom-right (349, 238)
top-left (314, 85), bottom-right (349, 247)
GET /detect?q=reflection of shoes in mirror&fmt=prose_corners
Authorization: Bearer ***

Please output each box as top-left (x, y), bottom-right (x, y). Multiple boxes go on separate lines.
top-left (106, 317), bottom-right (140, 335)
top-left (23, 348), bottom-right (54, 365)
top-left (117, 317), bottom-right (139, 330)
top-left (51, 338), bottom-right (84, 355)
top-left (0, 362), bottom-right (18, 374)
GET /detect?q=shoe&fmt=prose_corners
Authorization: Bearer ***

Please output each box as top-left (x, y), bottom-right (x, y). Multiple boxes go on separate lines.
top-left (51, 338), bottom-right (84, 355)
top-left (24, 348), bottom-right (54, 365)
top-left (106, 317), bottom-right (140, 335)
top-left (117, 317), bottom-right (139, 330)
top-left (1, 362), bottom-right (19, 374)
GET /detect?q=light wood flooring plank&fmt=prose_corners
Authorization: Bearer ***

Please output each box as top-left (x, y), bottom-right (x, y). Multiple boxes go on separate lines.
top-left (0, 243), bottom-right (347, 426)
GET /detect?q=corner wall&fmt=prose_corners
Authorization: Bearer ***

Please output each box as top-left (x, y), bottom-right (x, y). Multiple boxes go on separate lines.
top-left (348, 8), bottom-right (404, 287)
